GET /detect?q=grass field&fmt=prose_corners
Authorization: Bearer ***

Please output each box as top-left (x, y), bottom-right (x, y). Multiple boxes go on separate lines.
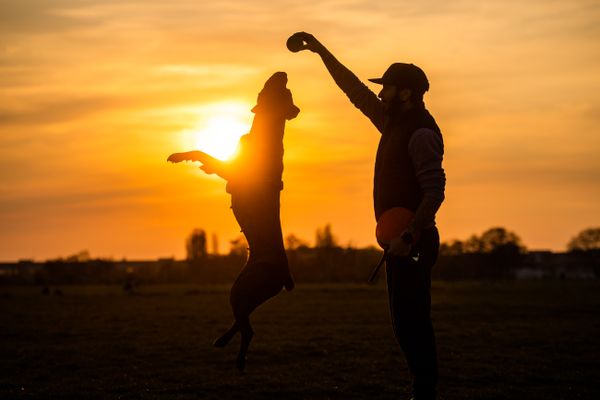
top-left (1, 281), bottom-right (599, 399)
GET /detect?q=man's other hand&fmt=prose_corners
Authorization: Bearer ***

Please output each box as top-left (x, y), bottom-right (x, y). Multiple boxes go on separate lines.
top-left (388, 236), bottom-right (412, 257)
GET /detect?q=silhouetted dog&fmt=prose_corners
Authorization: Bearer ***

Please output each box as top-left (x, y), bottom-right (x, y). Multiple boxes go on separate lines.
top-left (168, 72), bottom-right (299, 371)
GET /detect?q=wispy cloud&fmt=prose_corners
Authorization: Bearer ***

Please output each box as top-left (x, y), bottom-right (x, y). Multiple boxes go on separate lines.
top-left (0, 0), bottom-right (97, 35)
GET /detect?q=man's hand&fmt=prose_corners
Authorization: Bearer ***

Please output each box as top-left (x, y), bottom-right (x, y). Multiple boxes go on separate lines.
top-left (289, 32), bottom-right (326, 54)
top-left (388, 228), bottom-right (418, 257)
top-left (388, 236), bottom-right (412, 257)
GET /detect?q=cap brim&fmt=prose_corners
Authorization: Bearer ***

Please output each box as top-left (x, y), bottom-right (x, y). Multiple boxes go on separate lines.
top-left (368, 78), bottom-right (384, 84)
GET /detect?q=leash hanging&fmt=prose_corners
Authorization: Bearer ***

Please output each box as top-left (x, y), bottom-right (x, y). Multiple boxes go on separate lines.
top-left (368, 248), bottom-right (388, 284)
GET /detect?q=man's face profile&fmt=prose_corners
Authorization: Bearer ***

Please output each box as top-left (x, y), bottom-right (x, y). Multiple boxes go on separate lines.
top-left (378, 84), bottom-right (397, 109)
top-left (377, 84), bottom-right (398, 105)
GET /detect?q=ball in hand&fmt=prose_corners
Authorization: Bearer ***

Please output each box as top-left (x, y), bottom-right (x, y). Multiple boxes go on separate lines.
top-left (286, 34), bottom-right (304, 52)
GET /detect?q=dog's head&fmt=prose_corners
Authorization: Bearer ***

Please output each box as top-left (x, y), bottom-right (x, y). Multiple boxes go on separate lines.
top-left (251, 72), bottom-right (300, 120)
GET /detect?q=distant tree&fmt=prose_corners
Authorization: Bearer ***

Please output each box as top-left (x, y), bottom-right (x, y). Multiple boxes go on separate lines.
top-left (439, 240), bottom-right (465, 256)
top-left (315, 224), bottom-right (338, 248)
top-left (211, 232), bottom-right (219, 255)
top-left (463, 234), bottom-right (484, 253)
top-left (186, 229), bottom-right (207, 261)
top-left (285, 234), bottom-right (309, 250)
top-left (567, 227), bottom-right (600, 251)
top-left (438, 227), bottom-right (526, 278)
top-left (65, 250), bottom-right (90, 263)
top-left (229, 235), bottom-right (248, 258)
top-left (464, 227), bottom-right (525, 255)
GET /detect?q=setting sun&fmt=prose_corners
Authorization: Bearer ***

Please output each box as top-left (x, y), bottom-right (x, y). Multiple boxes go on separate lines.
top-left (195, 116), bottom-right (246, 160)
top-left (186, 103), bottom-right (253, 161)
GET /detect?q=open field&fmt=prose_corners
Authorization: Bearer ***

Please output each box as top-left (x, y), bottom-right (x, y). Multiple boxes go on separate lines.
top-left (1, 281), bottom-right (599, 399)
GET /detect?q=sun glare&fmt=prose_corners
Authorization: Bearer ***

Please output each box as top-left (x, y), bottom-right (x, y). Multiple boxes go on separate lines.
top-left (195, 116), bottom-right (248, 160)
top-left (184, 102), bottom-right (252, 161)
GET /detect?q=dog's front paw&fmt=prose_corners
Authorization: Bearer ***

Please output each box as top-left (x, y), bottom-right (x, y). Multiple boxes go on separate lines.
top-left (167, 153), bottom-right (186, 163)
top-left (200, 164), bottom-right (216, 174)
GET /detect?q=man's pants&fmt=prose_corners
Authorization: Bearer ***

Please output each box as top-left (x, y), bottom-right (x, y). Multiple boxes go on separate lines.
top-left (385, 226), bottom-right (439, 400)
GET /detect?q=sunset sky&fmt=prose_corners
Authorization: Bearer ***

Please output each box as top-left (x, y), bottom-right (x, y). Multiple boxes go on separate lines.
top-left (1, 0), bottom-right (599, 261)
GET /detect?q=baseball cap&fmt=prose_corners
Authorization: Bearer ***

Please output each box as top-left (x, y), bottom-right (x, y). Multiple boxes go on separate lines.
top-left (368, 63), bottom-right (429, 94)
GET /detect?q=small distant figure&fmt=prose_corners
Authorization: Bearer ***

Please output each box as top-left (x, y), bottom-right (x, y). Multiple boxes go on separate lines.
top-left (123, 274), bottom-right (137, 295)
top-left (168, 72), bottom-right (299, 371)
top-left (291, 32), bottom-right (446, 400)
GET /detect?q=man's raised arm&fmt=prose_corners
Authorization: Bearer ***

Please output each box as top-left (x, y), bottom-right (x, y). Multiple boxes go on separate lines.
top-left (289, 32), bottom-right (387, 133)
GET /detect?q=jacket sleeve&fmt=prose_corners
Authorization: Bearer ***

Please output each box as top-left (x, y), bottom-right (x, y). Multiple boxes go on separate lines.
top-left (408, 128), bottom-right (446, 233)
top-left (319, 52), bottom-right (387, 133)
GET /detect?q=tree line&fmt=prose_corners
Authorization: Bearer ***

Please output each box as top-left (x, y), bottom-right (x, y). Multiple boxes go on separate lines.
top-left (186, 225), bottom-right (600, 261)
top-left (2, 226), bottom-right (596, 286)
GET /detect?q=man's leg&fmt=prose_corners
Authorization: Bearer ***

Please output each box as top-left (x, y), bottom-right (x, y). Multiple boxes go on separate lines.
top-left (386, 227), bottom-right (439, 399)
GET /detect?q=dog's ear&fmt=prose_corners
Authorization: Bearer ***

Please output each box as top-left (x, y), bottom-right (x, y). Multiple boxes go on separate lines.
top-left (285, 91), bottom-right (300, 120)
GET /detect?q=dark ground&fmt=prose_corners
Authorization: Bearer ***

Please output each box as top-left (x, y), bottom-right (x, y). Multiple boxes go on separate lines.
top-left (1, 281), bottom-right (599, 399)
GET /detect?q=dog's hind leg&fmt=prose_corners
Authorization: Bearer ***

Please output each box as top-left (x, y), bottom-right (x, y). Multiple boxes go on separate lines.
top-left (236, 316), bottom-right (254, 372)
top-left (213, 321), bottom-right (239, 348)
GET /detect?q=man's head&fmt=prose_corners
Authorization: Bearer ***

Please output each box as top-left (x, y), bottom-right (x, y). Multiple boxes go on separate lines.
top-left (369, 63), bottom-right (429, 109)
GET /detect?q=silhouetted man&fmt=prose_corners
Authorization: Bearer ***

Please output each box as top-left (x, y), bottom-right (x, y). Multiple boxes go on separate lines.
top-left (290, 32), bottom-right (445, 400)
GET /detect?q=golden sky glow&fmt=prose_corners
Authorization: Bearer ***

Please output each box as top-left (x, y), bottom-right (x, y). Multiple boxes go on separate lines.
top-left (1, 0), bottom-right (599, 260)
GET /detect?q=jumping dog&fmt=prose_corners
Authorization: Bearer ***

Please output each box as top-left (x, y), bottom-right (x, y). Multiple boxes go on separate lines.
top-left (168, 72), bottom-right (299, 371)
